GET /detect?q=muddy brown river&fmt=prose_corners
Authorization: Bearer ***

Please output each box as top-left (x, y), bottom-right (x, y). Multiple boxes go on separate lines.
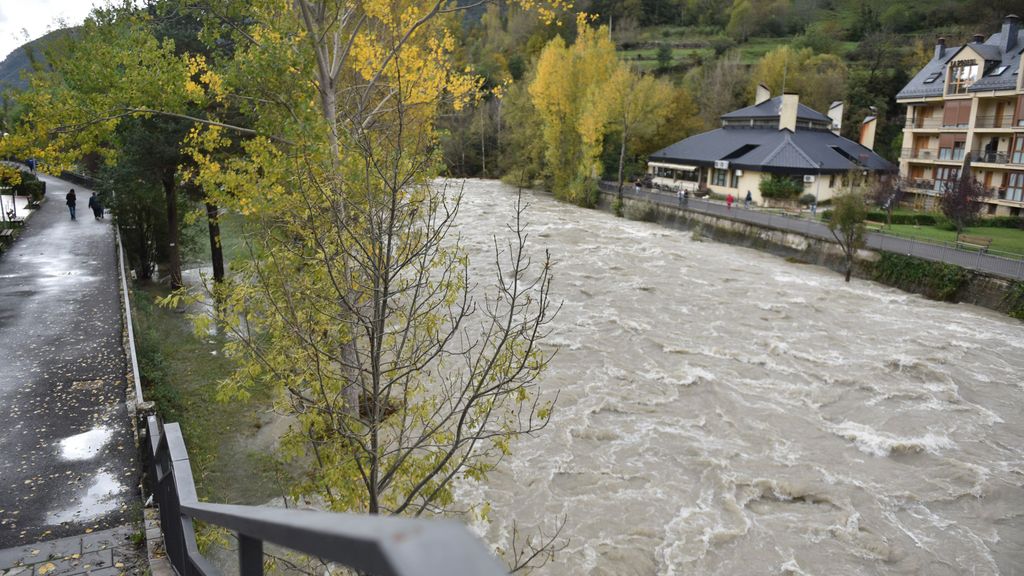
top-left (451, 179), bottom-right (1024, 575)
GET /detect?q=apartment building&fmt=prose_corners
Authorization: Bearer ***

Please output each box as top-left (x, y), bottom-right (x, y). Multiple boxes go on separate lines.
top-left (647, 87), bottom-right (894, 204)
top-left (897, 15), bottom-right (1024, 216)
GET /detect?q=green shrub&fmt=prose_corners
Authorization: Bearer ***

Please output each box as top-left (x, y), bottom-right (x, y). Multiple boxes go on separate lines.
top-left (799, 193), bottom-right (816, 207)
top-left (973, 216), bottom-right (1024, 229)
top-left (759, 174), bottom-right (803, 200)
top-left (864, 210), bottom-right (940, 226)
top-left (1005, 282), bottom-right (1024, 320)
top-left (872, 253), bottom-right (969, 302)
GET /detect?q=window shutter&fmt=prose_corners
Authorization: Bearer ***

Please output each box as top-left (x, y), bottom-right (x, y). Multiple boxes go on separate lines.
top-left (938, 134), bottom-right (955, 148)
top-left (943, 101), bottom-right (958, 126)
top-left (1015, 95), bottom-right (1024, 126)
top-left (957, 99), bottom-right (972, 126)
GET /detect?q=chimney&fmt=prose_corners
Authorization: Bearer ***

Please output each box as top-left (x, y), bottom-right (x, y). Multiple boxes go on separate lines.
top-left (1003, 15), bottom-right (1019, 52)
top-left (779, 93), bottom-right (799, 132)
top-left (828, 101), bottom-right (844, 135)
top-left (935, 37), bottom-right (946, 59)
top-left (972, 34), bottom-right (984, 43)
top-left (860, 116), bottom-right (877, 150)
top-left (755, 83), bottom-right (771, 106)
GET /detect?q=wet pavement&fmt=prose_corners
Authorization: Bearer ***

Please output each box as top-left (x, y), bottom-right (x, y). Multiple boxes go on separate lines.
top-left (0, 526), bottom-right (140, 576)
top-left (0, 175), bottom-right (138, 548)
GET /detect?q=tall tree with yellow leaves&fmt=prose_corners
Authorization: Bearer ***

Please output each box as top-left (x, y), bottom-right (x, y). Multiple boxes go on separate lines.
top-left (529, 17), bottom-right (618, 206)
top-left (6, 0), bottom-right (569, 567)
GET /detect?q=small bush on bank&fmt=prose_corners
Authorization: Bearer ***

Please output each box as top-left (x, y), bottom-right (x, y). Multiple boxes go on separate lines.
top-left (872, 253), bottom-right (969, 302)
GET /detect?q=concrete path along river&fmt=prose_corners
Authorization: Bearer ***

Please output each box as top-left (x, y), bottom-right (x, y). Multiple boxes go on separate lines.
top-left (452, 180), bottom-right (1024, 575)
top-left (0, 175), bottom-right (137, 548)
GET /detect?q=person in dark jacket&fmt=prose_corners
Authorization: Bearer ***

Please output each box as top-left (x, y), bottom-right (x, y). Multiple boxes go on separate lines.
top-left (66, 189), bottom-right (77, 220)
top-left (88, 192), bottom-right (103, 220)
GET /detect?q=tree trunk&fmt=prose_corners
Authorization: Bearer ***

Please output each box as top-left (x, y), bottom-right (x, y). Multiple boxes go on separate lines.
top-left (206, 202), bottom-right (224, 283)
top-left (479, 103), bottom-right (486, 178)
top-left (162, 169), bottom-right (182, 290)
top-left (845, 264), bottom-right (852, 282)
top-left (616, 124), bottom-right (628, 201)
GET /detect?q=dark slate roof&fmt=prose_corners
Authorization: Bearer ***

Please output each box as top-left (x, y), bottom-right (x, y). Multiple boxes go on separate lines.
top-left (897, 30), bottom-right (1024, 100)
top-left (720, 96), bottom-right (832, 123)
top-left (648, 127), bottom-right (895, 174)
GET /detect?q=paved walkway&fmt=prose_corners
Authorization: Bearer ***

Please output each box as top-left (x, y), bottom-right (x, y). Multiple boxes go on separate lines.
top-left (608, 185), bottom-right (1024, 280)
top-left (0, 526), bottom-right (139, 576)
top-left (0, 174), bottom-right (138, 549)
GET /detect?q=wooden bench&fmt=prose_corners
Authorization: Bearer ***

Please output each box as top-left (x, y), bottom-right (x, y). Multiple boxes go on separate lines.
top-left (0, 228), bottom-right (14, 249)
top-left (956, 234), bottom-right (993, 253)
top-left (864, 220), bottom-right (886, 231)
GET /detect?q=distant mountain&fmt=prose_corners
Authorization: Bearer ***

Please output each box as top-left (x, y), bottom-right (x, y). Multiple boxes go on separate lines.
top-left (0, 28), bottom-right (75, 92)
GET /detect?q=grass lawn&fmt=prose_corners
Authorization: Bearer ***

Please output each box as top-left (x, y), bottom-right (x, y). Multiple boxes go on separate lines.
top-left (883, 224), bottom-right (1024, 256)
top-left (132, 283), bottom-right (282, 504)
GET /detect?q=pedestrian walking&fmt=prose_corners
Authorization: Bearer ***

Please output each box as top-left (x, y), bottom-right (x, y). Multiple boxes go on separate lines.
top-left (677, 189), bottom-right (684, 207)
top-left (744, 190), bottom-right (752, 209)
top-left (66, 189), bottom-right (77, 220)
top-left (88, 192), bottom-right (103, 220)
top-left (683, 190), bottom-right (689, 206)
top-left (726, 193), bottom-right (734, 209)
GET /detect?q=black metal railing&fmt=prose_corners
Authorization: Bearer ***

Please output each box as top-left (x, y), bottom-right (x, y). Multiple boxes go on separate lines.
top-left (144, 416), bottom-right (506, 576)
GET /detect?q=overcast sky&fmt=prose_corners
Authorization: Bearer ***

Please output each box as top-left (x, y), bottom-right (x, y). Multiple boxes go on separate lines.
top-left (0, 0), bottom-right (99, 62)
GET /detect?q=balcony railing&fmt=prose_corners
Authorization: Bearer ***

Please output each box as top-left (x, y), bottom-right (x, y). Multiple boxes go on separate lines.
top-left (145, 416), bottom-right (506, 576)
top-left (971, 151), bottom-right (1024, 165)
top-left (901, 148), bottom-right (965, 161)
top-left (973, 114), bottom-right (1021, 129)
top-left (992, 187), bottom-right (1024, 202)
top-left (904, 118), bottom-right (969, 130)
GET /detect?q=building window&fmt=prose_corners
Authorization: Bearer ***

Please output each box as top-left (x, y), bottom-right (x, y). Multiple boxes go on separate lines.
top-left (987, 204), bottom-right (997, 215)
top-left (829, 174), bottom-right (836, 188)
top-left (730, 170), bottom-right (740, 188)
top-left (947, 60), bottom-right (978, 94)
top-left (935, 167), bottom-right (959, 192)
top-left (713, 169), bottom-right (727, 187)
top-left (1012, 137), bottom-right (1024, 164)
top-left (1007, 173), bottom-right (1024, 202)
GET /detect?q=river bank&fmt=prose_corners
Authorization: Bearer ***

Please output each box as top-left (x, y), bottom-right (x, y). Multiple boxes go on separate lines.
top-left (600, 191), bottom-right (1024, 320)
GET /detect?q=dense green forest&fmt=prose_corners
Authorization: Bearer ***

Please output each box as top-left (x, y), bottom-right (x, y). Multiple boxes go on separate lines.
top-left (441, 0), bottom-right (1022, 198)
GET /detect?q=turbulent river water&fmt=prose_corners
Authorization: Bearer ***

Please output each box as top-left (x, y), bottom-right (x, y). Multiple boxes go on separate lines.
top-left (450, 179), bottom-right (1024, 575)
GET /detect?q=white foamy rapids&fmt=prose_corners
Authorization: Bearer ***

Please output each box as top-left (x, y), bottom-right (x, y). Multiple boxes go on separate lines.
top-left (448, 180), bottom-right (1024, 575)
top-left (828, 421), bottom-right (955, 457)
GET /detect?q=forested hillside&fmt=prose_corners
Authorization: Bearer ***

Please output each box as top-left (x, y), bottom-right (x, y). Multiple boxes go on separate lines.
top-left (441, 0), bottom-right (1022, 199)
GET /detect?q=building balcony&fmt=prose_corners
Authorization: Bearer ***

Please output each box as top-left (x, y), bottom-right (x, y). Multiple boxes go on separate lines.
top-left (971, 151), bottom-right (1024, 165)
top-left (974, 114), bottom-right (1020, 129)
top-left (902, 148), bottom-right (965, 162)
top-left (905, 178), bottom-right (942, 194)
top-left (990, 187), bottom-right (1024, 203)
top-left (904, 118), bottom-right (968, 130)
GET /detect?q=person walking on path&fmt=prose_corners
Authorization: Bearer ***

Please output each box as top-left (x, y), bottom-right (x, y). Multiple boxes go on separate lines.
top-left (677, 188), bottom-right (684, 207)
top-left (744, 190), bottom-right (752, 209)
top-left (88, 192), bottom-right (103, 220)
top-left (726, 193), bottom-right (734, 209)
top-left (65, 188), bottom-right (77, 220)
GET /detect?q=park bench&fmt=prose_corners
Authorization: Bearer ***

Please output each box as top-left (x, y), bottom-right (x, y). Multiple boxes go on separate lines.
top-left (864, 220), bottom-right (886, 231)
top-left (783, 207), bottom-right (802, 217)
top-left (0, 228), bottom-right (15, 249)
top-left (956, 234), bottom-right (993, 253)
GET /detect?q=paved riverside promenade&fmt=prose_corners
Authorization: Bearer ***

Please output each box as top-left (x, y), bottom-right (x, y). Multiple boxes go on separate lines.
top-left (608, 184), bottom-right (1024, 281)
top-left (0, 173), bottom-right (139, 559)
